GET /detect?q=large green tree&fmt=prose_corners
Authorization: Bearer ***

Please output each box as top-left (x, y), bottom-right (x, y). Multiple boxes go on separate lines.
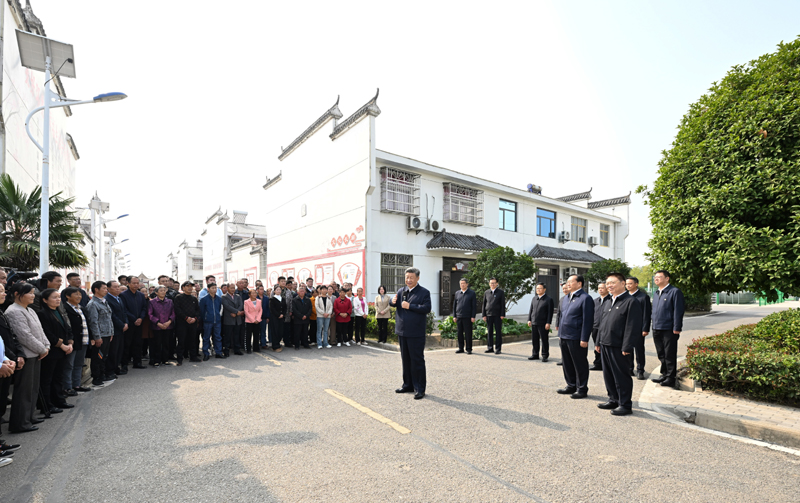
top-left (637, 38), bottom-right (800, 302)
top-left (585, 259), bottom-right (631, 291)
top-left (465, 246), bottom-right (536, 311)
top-left (0, 174), bottom-right (89, 271)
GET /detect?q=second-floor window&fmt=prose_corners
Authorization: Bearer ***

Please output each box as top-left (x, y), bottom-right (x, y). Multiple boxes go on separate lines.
top-left (499, 200), bottom-right (517, 231)
top-left (380, 167), bottom-right (420, 215)
top-left (537, 208), bottom-right (556, 238)
top-left (571, 217), bottom-right (587, 243)
top-left (443, 182), bottom-right (484, 226)
top-left (192, 258), bottom-right (204, 270)
top-left (600, 224), bottom-right (610, 246)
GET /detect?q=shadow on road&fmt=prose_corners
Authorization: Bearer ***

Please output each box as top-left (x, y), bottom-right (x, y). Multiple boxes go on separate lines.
top-left (426, 396), bottom-right (570, 431)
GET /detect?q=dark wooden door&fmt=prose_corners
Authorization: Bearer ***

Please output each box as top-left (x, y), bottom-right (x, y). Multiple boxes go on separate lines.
top-left (439, 270), bottom-right (452, 316)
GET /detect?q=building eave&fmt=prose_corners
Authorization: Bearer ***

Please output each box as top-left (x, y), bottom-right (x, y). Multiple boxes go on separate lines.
top-left (330, 89), bottom-right (380, 141)
top-left (278, 96), bottom-right (343, 161)
top-left (556, 189), bottom-right (592, 203)
top-left (587, 193), bottom-right (631, 209)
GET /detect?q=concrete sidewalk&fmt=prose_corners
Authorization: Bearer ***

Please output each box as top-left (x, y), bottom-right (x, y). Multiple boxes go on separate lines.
top-left (638, 366), bottom-right (800, 450)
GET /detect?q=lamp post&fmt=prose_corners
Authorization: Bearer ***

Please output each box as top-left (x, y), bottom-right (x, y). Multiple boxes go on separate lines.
top-left (94, 214), bottom-right (128, 280)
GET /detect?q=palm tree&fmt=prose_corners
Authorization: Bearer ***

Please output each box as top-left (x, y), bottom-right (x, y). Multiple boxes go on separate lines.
top-left (0, 173), bottom-right (89, 271)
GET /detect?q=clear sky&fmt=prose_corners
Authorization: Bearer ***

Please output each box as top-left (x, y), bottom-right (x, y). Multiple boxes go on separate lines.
top-left (28, 0), bottom-right (800, 278)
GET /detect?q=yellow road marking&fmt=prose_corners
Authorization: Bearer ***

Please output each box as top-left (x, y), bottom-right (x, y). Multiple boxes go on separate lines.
top-left (255, 352), bottom-right (282, 366)
top-left (325, 389), bottom-right (411, 434)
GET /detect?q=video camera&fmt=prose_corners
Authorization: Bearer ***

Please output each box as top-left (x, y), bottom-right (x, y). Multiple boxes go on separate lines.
top-left (4, 268), bottom-right (39, 287)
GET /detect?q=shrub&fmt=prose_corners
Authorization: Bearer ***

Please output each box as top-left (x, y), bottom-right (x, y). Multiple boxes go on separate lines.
top-left (437, 317), bottom-right (530, 340)
top-left (752, 308), bottom-right (800, 354)
top-left (686, 323), bottom-right (800, 404)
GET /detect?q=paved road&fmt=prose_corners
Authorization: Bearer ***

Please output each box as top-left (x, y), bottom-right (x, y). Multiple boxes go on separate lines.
top-left (1, 303), bottom-right (798, 502)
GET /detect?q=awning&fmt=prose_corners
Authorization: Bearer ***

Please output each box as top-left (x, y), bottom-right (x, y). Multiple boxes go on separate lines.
top-left (426, 231), bottom-right (500, 253)
top-left (528, 244), bottom-right (604, 263)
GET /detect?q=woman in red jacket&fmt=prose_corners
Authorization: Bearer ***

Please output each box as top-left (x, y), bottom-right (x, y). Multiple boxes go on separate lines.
top-left (333, 289), bottom-right (352, 347)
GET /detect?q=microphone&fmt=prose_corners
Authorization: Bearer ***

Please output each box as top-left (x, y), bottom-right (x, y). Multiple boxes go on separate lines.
top-left (403, 290), bottom-right (409, 303)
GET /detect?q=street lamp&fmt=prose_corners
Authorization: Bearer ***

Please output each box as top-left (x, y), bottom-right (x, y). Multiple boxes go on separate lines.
top-left (95, 214), bottom-right (128, 280)
top-left (16, 29), bottom-right (127, 274)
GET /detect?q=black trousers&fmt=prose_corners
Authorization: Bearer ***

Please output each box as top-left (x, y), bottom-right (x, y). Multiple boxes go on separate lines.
top-left (347, 318), bottom-right (355, 342)
top-left (39, 351), bottom-right (65, 411)
top-left (399, 335), bottom-right (426, 393)
top-left (168, 326), bottom-right (178, 360)
top-left (106, 332), bottom-right (124, 375)
top-left (124, 323), bottom-right (143, 366)
top-left (176, 320), bottom-right (198, 362)
top-left (591, 328), bottom-right (602, 367)
top-left (559, 338), bottom-right (589, 392)
top-left (10, 357), bottom-right (39, 431)
top-left (91, 337), bottom-right (112, 378)
top-left (337, 320), bottom-right (352, 343)
top-left (235, 323), bottom-right (246, 351)
top-left (293, 321), bottom-right (309, 348)
top-left (653, 329), bottom-right (680, 379)
top-left (0, 375), bottom-right (11, 419)
top-left (283, 321), bottom-right (293, 345)
top-left (308, 319), bottom-right (317, 345)
top-left (601, 344), bottom-right (633, 409)
top-left (246, 322), bottom-right (260, 351)
top-left (270, 319), bottom-right (283, 350)
top-left (531, 325), bottom-right (549, 358)
top-left (377, 318), bottom-right (389, 343)
top-left (222, 325), bottom-right (237, 354)
top-left (486, 316), bottom-right (503, 350)
top-left (354, 317), bottom-right (366, 343)
top-left (150, 329), bottom-right (171, 364)
top-left (627, 334), bottom-right (646, 373)
top-left (456, 318), bottom-right (473, 352)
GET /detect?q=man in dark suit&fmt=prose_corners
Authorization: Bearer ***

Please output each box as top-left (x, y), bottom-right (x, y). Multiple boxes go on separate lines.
top-left (120, 276), bottom-right (148, 369)
top-left (105, 281), bottom-right (129, 378)
top-left (596, 272), bottom-right (643, 416)
top-left (555, 274), bottom-right (594, 398)
top-left (590, 282), bottom-right (611, 371)
top-left (220, 283), bottom-right (244, 356)
top-left (481, 278), bottom-right (505, 354)
top-left (174, 281), bottom-right (201, 364)
top-left (651, 270), bottom-right (685, 387)
top-left (453, 278), bottom-right (476, 354)
top-left (291, 286), bottom-right (313, 349)
top-left (626, 277), bottom-right (652, 380)
top-left (555, 284), bottom-right (569, 366)
top-left (527, 283), bottom-right (554, 362)
top-left (390, 267), bottom-right (431, 400)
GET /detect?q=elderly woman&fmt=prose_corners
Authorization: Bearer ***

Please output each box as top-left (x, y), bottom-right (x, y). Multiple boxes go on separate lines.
top-left (36, 288), bottom-right (75, 414)
top-left (148, 285), bottom-right (175, 367)
top-left (243, 289), bottom-right (262, 354)
top-left (5, 282), bottom-right (49, 433)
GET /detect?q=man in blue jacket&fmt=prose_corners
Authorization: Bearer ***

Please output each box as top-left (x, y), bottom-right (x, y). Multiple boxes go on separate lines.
top-left (199, 283), bottom-right (223, 361)
top-left (555, 274), bottom-right (594, 398)
top-left (651, 270), bottom-right (685, 387)
top-left (390, 267), bottom-right (431, 400)
top-left (452, 278), bottom-right (476, 354)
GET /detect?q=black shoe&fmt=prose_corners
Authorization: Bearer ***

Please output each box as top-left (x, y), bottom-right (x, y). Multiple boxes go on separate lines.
top-left (570, 391), bottom-right (588, 399)
top-left (495, 350), bottom-right (502, 355)
top-left (121, 365), bottom-right (129, 373)
top-left (455, 349), bottom-right (465, 354)
top-left (203, 355), bottom-right (210, 361)
top-left (9, 426), bottom-right (38, 433)
top-left (660, 379), bottom-right (676, 387)
top-left (0, 442), bottom-right (20, 452)
top-left (556, 362), bottom-right (563, 366)
top-left (589, 364), bottom-right (602, 371)
top-left (133, 364), bottom-right (146, 369)
top-left (395, 387), bottom-right (415, 394)
top-left (64, 389), bottom-right (78, 397)
top-left (598, 400), bottom-right (618, 410)
top-left (234, 350), bottom-right (244, 356)
top-left (117, 369), bottom-right (128, 375)
top-left (557, 387), bottom-right (577, 395)
top-left (75, 386), bottom-right (92, 392)
top-left (49, 408), bottom-right (63, 414)
top-left (637, 371), bottom-right (646, 380)
top-left (651, 375), bottom-right (666, 383)
top-left (56, 403), bottom-right (75, 409)
top-left (31, 418), bottom-right (45, 424)
top-left (246, 350), bottom-right (252, 354)
top-left (215, 354), bottom-right (225, 359)
top-left (176, 361), bottom-right (183, 366)
top-left (303, 345), bottom-right (311, 349)
top-left (466, 351), bottom-right (472, 354)
top-left (190, 357), bottom-right (201, 362)
top-left (414, 392), bottom-right (425, 400)
top-left (91, 379), bottom-right (105, 386)
top-left (528, 355), bottom-right (539, 360)
top-left (485, 348), bottom-right (494, 353)
top-left (542, 357), bottom-right (549, 362)
top-left (611, 406), bottom-right (632, 416)
top-left (0, 449), bottom-right (15, 457)
top-left (629, 370), bottom-right (636, 377)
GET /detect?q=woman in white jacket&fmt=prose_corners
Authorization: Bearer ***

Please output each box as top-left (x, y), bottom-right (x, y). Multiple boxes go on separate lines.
top-left (314, 286), bottom-right (333, 349)
top-left (352, 287), bottom-right (369, 345)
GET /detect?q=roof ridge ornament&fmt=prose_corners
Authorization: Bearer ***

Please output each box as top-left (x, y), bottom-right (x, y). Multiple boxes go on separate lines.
top-left (330, 88), bottom-right (381, 141)
top-left (557, 188), bottom-right (592, 203)
top-left (278, 95), bottom-right (344, 161)
top-left (587, 192), bottom-right (631, 209)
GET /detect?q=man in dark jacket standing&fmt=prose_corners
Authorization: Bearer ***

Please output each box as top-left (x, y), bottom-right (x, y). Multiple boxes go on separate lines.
top-left (481, 278), bottom-right (506, 354)
top-left (120, 276), bottom-right (147, 370)
top-left (625, 277), bottom-right (652, 380)
top-left (291, 286), bottom-right (313, 349)
top-left (590, 282), bottom-right (611, 371)
top-left (596, 272), bottom-right (643, 416)
top-left (556, 274), bottom-right (594, 399)
top-left (221, 283), bottom-right (244, 356)
top-left (62, 273), bottom-right (90, 307)
top-left (105, 281), bottom-right (128, 378)
top-left (527, 283), bottom-right (554, 362)
top-left (174, 281), bottom-right (201, 364)
top-left (651, 270), bottom-right (685, 387)
top-left (453, 278), bottom-right (476, 354)
top-left (391, 267), bottom-right (431, 400)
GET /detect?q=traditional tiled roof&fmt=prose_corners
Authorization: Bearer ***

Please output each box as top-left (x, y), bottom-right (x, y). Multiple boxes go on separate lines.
top-left (205, 207), bottom-right (222, 225)
top-left (528, 244), bottom-right (604, 263)
top-left (330, 89), bottom-right (381, 140)
top-left (426, 230), bottom-right (499, 252)
top-left (557, 188), bottom-right (592, 203)
top-left (587, 192), bottom-right (631, 209)
top-left (278, 96), bottom-right (343, 161)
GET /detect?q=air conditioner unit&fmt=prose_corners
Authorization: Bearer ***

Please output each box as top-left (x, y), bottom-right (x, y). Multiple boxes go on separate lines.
top-left (427, 219), bottom-right (442, 232)
top-left (559, 231), bottom-right (570, 243)
top-left (568, 267), bottom-right (578, 276)
top-left (588, 236), bottom-right (598, 246)
top-left (407, 216), bottom-right (423, 231)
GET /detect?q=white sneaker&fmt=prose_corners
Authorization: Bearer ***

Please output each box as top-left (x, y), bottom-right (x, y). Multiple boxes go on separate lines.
top-left (345, 342), bottom-right (351, 347)
top-left (362, 341), bottom-right (368, 345)
top-left (337, 343), bottom-right (341, 347)
top-left (317, 346), bottom-right (322, 349)
top-left (0, 457), bottom-right (12, 468)
top-left (357, 342), bottom-right (361, 345)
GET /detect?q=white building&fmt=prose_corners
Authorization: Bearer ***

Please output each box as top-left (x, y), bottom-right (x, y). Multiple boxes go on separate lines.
top-left (201, 208), bottom-right (266, 285)
top-left (263, 91), bottom-right (630, 316)
top-left (172, 240), bottom-right (204, 284)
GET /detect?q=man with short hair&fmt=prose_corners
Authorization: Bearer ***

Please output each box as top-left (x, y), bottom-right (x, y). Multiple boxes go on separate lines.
top-left (482, 278), bottom-right (506, 354)
top-left (556, 274), bottom-right (594, 399)
top-left (221, 283), bottom-right (244, 356)
top-left (0, 269), bottom-right (7, 287)
top-left (555, 283), bottom-right (570, 366)
top-left (105, 281), bottom-right (129, 378)
top-left (32, 271), bottom-right (63, 311)
top-left (234, 280), bottom-right (249, 353)
top-left (198, 275), bottom-right (216, 301)
top-left (596, 272), bottom-right (643, 416)
top-left (527, 283), bottom-right (554, 362)
top-left (590, 282), bottom-right (611, 371)
top-left (292, 285), bottom-right (312, 349)
top-left (199, 283), bottom-right (223, 360)
top-left (174, 281), bottom-right (201, 364)
top-left (453, 278), bottom-right (476, 354)
top-left (62, 273), bottom-right (89, 307)
top-left (625, 277), bottom-right (652, 380)
top-left (84, 281), bottom-right (115, 388)
top-left (651, 270), bottom-right (685, 387)
top-left (118, 275), bottom-right (128, 287)
top-left (120, 276), bottom-right (147, 369)
top-left (391, 267), bottom-right (431, 400)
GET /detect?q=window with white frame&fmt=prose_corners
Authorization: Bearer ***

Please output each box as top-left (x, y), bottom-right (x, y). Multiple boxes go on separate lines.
top-left (499, 200), bottom-right (517, 231)
top-left (380, 167), bottom-right (420, 215)
top-left (571, 217), bottom-right (587, 243)
top-left (600, 224), bottom-right (610, 247)
top-left (192, 258), bottom-right (203, 270)
top-left (381, 253), bottom-right (413, 293)
top-left (443, 182), bottom-right (484, 226)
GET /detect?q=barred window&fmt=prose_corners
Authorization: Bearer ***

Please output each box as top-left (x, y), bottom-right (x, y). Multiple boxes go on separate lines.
top-left (571, 217), bottom-right (587, 243)
top-left (192, 258), bottom-right (203, 270)
top-left (443, 182), bottom-right (484, 226)
top-left (380, 167), bottom-right (420, 215)
top-left (381, 253), bottom-right (413, 294)
top-left (600, 224), bottom-right (610, 247)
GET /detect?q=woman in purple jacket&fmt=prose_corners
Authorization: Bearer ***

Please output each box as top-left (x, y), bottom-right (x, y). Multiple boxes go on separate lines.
top-left (148, 285), bottom-right (175, 366)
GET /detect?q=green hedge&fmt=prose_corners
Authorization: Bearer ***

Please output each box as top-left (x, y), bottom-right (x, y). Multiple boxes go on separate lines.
top-left (752, 308), bottom-right (800, 353)
top-left (437, 316), bottom-right (531, 340)
top-left (686, 323), bottom-right (800, 404)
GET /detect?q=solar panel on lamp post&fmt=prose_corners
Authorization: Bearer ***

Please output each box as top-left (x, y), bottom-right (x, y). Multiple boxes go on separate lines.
top-left (16, 29), bottom-right (127, 274)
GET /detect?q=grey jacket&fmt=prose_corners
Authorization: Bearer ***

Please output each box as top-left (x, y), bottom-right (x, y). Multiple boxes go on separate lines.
top-left (220, 293), bottom-right (244, 326)
top-left (84, 297), bottom-right (114, 340)
top-left (4, 303), bottom-right (50, 358)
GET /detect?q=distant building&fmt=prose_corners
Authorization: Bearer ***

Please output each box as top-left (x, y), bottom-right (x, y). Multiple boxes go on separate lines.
top-left (201, 208), bottom-right (266, 285)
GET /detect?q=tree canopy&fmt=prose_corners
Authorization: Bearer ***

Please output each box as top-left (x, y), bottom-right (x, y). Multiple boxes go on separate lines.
top-left (0, 174), bottom-right (89, 271)
top-left (585, 259), bottom-right (631, 291)
top-left (637, 38), bottom-right (800, 302)
top-left (465, 246), bottom-right (536, 310)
